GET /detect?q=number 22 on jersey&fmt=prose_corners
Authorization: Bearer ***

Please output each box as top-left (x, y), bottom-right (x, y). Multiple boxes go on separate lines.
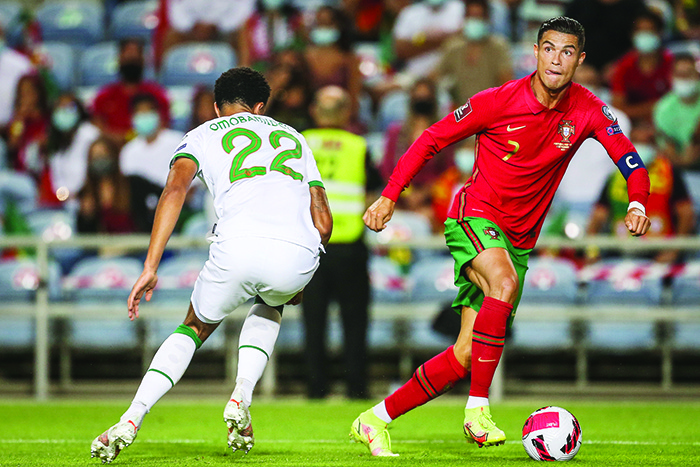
top-left (222, 128), bottom-right (303, 183)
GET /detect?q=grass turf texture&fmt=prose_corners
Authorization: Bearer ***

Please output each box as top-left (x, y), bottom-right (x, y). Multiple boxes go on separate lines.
top-left (1, 399), bottom-right (698, 466)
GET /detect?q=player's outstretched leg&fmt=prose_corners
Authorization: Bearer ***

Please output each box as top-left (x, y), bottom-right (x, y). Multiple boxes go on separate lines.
top-left (90, 322), bottom-right (203, 463)
top-left (463, 297), bottom-right (511, 447)
top-left (350, 408), bottom-right (398, 457)
top-left (224, 301), bottom-right (281, 454)
top-left (350, 345), bottom-right (468, 456)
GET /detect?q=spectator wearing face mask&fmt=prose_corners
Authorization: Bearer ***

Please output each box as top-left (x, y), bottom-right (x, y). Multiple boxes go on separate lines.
top-left (379, 78), bottom-right (455, 225)
top-left (434, 0), bottom-right (513, 107)
top-left (119, 94), bottom-right (183, 232)
top-left (77, 137), bottom-right (135, 234)
top-left (392, 0), bottom-right (465, 78)
top-left (91, 39), bottom-right (171, 147)
top-left (304, 5), bottom-right (362, 124)
top-left (654, 53), bottom-right (700, 169)
top-left (46, 93), bottom-right (100, 204)
top-left (587, 125), bottom-right (695, 264)
top-left (610, 8), bottom-right (673, 124)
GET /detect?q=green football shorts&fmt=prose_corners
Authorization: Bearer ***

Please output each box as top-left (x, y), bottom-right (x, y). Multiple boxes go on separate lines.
top-left (444, 217), bottom-right (532, 326)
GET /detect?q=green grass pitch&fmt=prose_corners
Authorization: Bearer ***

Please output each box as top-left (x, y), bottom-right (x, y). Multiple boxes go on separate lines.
top-left (1, 398), bottom-right (699, 466)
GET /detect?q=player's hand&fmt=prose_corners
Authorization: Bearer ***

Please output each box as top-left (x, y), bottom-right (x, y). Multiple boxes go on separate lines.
top-left (363, 196), bottom-right (396, 232)
top-left (625, 208), bottom-right (650, 237)
top-left (286, 290), bottom-right (304, 306)
top-left (127, 268), bottom-right (158, 321)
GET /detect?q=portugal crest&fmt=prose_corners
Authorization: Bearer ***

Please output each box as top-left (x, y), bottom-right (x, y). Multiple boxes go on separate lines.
top-left (555, 120), bottom-right (575, 150)
top-left (484, 227), bottom-right (500, 240)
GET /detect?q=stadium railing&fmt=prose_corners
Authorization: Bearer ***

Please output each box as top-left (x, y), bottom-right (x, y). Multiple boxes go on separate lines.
top-left (1, 234), bottom-right (700, 400)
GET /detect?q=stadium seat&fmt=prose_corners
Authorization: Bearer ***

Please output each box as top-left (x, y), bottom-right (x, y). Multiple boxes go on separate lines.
top-left (35, 42), bottom-right (77, 91)
top-left (510, 320), bottom-right (574, 350)
top-left (511, 42), bottom-right (538, 80)
top-left (367, 319), bottom-right (397, 350)
top-left (69, 318), bottom-right (139, 349)
top-left (36, 1), bottom-right (104, 46)
top-left (109, 0), bottom-right (159, 41)
top-left (587, 322), bottom-right (657, 351)
top-left (160, 42), bottom-right (236, 86)
top-left (0, 258), bottom-right (62, 302)
top-left (26, 209), bottom-right (75, 242)
top-left (672, 322), bottom-right (700, 350)
top-left (581, 259), bottom-right (668, 305)
top-left (181, 212), bottom-right (213, 239)
top-left (373, 210), bottom-right (432, 245)
top-left (376, 90), bottom-right (408, 131)
top-left (275, 318), bottom-right (304, 352)
top-left (0, 317), bottom-right (34, 350)
top-left (671, 260), bottom-right (700, 305)
top-left (408, 319), bottom-right (454, 352)
top-left (166, 85), bottom-right (195, 132)
top-left (408, 255), bottom-right (457, 303)
top-left (520, 257), bottom-right (579, 305)
top-left (0, 1), bottom-right (20, 29)
top-left (157, 253), bottom-right (207, 303)
top-left (79, 42), bottom-right (119, 86)
top-left (369, 255), bottom-right (410, 303)
top-left (63, 256), bottom-right (143, 302)
top-left (667, 40), bottom-right (700, 57)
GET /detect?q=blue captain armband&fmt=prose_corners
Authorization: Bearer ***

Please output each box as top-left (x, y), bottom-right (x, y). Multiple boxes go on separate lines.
top-left (616, 152), bottom-right (646, 180)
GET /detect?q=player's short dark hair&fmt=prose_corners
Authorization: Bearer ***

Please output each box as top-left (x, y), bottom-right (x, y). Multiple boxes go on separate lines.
top-left (214, 67), bottom-right (271, 110)
top-left (537, 16), bottom-right (586, 52)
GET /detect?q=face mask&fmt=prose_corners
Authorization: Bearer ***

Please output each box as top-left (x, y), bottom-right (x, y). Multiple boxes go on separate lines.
top-left (672, 78), bottom-right (699, 99)
top-left (52, 106), bottom-right (80, 132)
top-left (263, 0), bottom-right (284, 9)
top-left (454, 148), bottom-right (475, 174)
top-left (119, 62), bottom-right (144, 83)
top-left (463, 18), bottom-right (489, 41)
top-left (635, 144), bottom-right (656, 165)
top-left (411, 98), bottom-right (436, 116)
top-left (89, 158), bottom-right (115, 177)
top-left (132, 111), bottom-right (160, 137)
top-left (633, 31), bottom-right (660, 54)
top-left (310, 27), bottom-right (340, 46)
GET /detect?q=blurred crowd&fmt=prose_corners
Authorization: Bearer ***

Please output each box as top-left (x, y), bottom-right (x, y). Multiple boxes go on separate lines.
top-left (0, 0), bottom-right (699, 268)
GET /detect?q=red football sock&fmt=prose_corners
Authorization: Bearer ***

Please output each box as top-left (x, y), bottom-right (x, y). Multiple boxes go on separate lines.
top-left (469, 297), bottom-right (513, 398)
top-left (385, 345), bottom-right (469, 420)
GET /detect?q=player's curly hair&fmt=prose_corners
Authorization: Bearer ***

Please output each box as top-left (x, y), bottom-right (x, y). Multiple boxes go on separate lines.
top-left (537, 16), bottom-right (586, 52)
top-left (214, 67), bottom-right (271, 111)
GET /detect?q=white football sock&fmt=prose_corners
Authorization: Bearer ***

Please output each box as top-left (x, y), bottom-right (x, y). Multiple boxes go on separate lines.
top-left (128, 327), bottom-right (200, 420)
top-left (466, 396), bottom-right (490, 409)
top-left (231, 305), bottom-right (281, 407)
top-left (373, 400), bottom-right (393, 424)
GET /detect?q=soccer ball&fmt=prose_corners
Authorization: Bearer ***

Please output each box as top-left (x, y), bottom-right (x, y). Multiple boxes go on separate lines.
top-left (522, 406), bottom-right (582, 461)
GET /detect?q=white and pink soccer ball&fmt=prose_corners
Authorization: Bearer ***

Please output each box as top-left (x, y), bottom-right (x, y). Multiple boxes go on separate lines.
top-left (522, 406), bottom-right (582, 461)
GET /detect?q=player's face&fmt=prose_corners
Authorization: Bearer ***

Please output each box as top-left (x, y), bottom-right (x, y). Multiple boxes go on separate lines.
top-left (534, 30), bottom-right (586, 92)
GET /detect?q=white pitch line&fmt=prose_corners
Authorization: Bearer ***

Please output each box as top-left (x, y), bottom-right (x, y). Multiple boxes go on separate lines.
top-left (2, 439), bottom-right (700, 446)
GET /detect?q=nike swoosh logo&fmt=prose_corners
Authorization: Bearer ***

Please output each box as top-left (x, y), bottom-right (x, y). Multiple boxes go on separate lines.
top-left (506, 125), bottom-right (526, 132)
top-left (478, 357), bottom-right (497, 362)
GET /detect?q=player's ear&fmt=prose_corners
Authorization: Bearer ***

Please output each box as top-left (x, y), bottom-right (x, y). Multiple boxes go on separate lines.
top-left (533, 42), bottom-right (538, 59)
top-left (214, 103), bottom-right (221, 118)
top-left (252, 102), bottom-right (265, 115)
top-left (578, 51), bottom-right (586, 66)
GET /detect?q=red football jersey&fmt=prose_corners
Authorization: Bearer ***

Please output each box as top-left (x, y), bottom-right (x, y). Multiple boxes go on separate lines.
top-left (382, 73), bottom-right (650, 249)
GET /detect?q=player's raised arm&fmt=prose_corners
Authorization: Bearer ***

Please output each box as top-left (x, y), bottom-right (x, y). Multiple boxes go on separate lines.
top-left (127, 157), bottom-right (198, 320)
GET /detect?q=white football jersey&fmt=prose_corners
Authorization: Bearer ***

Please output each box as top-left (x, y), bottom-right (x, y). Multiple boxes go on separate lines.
top-left (171, 112), bottom-right (324, 251)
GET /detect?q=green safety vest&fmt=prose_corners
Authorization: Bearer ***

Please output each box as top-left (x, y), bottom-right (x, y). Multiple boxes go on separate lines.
top-left (303, 128), bottom-right (367, 244)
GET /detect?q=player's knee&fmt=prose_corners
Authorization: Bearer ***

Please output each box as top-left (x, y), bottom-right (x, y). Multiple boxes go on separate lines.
top-left (489, 274), bottom-right (519, 304)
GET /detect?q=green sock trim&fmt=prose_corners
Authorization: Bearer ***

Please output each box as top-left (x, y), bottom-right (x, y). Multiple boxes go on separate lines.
top-left (174, 324), bottom-right (203, 349)
top-left (239, 344), bottom-right (269, 360)
top-left (148, 368), bottom-right (174, 388)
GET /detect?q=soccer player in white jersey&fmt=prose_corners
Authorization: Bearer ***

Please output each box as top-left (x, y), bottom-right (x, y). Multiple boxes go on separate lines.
top-left (91, 67), bottom-right (332, 464)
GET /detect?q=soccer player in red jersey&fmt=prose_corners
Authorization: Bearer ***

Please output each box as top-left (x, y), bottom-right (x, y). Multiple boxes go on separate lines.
top-left (350, 17), bottom-right (651, 456)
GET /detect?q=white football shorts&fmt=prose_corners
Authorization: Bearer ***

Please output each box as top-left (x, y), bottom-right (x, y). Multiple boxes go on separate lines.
top-left (191, 237), bottom-right (321, 323)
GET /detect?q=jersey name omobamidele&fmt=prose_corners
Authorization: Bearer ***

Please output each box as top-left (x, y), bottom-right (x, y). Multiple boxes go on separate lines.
top-left (171, 112), bottom-right (324, 252)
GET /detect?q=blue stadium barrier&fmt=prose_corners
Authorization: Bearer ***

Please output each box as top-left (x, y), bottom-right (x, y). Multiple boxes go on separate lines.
top-left (63, 256), bottom-right (142, 302)
top-left (510, 320), bottom-right (574, 350)
top-left (408, 256), bottom-right (457, 303)
top-left (520, 257), bottom-right (579, 305)
top-left (671, 260), bottom-right (700, 305)
top-left (36, 1), bottom-right (104, 46)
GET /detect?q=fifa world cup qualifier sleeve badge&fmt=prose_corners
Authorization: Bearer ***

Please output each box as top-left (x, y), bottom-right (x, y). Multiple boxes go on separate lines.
top-left (554, 120), bottom-right (575, 151)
